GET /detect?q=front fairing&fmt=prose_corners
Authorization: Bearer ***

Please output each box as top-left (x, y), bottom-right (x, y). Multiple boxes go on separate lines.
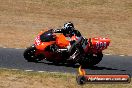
top-left (34, 30), bottom-right (56, 50)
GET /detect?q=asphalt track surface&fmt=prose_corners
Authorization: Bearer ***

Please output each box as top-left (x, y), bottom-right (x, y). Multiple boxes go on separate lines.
top-left (0, 48), bottom-right (132, 76)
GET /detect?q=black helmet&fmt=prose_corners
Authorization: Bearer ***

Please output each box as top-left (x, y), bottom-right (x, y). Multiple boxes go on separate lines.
top-left (63, 22), bottom-right (74, 34)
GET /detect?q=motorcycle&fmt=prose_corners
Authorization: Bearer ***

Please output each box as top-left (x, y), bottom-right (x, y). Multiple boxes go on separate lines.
top-left (23, 29), bottom-right (110, 67)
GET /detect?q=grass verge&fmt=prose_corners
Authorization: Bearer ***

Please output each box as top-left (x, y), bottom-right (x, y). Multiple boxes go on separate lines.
top-left (0, 68), bottom-right (131, 88)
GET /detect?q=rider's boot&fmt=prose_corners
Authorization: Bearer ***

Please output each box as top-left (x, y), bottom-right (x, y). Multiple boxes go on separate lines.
top-left (68, 49), bottom-right (80, 60)
top-left (68, 44), bottom-right (84, 61)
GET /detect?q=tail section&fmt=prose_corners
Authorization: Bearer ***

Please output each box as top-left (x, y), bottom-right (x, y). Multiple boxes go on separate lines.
top-left (91, 37), bottom-right (110, 51)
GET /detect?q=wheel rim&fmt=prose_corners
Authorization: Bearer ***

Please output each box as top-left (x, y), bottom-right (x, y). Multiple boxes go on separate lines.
top-left (24, 48), bottom-right (36, 61)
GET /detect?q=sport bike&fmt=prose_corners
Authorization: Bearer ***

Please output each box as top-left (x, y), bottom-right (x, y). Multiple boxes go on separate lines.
top-left (23, 29), bottom-right (110, 67)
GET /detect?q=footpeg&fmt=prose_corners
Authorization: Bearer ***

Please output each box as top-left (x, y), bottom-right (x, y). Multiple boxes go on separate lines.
top-left (57, 49), bottom-right (68, 52)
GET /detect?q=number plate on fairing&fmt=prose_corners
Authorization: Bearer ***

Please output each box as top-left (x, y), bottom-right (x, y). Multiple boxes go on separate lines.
top-left (91, 37), bottom-right (110, 50)
top-left (35, 35), bottom-right (41, 46)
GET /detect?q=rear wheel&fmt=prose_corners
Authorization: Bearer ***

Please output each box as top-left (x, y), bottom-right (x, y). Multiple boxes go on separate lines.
top-left (23, 45), bottom-right (44, 62)
top-left (79, 52), bottom-right (103, 68)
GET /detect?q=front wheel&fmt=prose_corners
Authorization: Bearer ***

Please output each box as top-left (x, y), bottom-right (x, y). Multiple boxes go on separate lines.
top-left (79, 52), bottom-right (103, 68)
top-left (23, 45), bottom-right (44, 62)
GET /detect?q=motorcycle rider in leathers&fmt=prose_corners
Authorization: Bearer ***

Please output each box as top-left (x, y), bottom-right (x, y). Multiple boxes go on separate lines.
top-left (53, 22), bottom-right (84, 60)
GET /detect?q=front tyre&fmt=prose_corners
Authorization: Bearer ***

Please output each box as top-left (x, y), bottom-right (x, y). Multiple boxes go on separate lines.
top-left (23, 45), bottom-right (42, 62)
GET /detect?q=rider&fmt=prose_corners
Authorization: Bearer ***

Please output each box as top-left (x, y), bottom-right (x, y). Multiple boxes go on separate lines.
top-left (53, 22), bottom-right (83, 60)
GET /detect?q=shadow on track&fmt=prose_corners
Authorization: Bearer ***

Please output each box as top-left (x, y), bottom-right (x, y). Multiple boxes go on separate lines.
top-left (35, 61), bottom-right (80, 68)
top-left (35, 61), bottom-right (127, 72)
top-left (88, 66), bottom-right (126, 72)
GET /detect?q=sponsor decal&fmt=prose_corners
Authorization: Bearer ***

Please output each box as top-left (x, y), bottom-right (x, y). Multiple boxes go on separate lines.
top-left (76, 66), bottom-right (131, 85)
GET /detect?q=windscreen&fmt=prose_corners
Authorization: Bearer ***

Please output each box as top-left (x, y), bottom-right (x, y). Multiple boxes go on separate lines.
top-left (40, 30), bottom-right (56, 42)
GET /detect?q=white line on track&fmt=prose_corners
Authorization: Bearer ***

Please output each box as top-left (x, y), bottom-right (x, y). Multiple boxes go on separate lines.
top-left (1, 47), bottom-right (128, 57)
top-left (120, 55), bottom-right (125, 56)
top-left (1, 68), bottom-right (75, 74)
top-left (3, 47), bottom-right (7, 48)
top-left (15, 48), bottom-right (25, 49)
top-left (25, 70), bottom-right (34, 72)
top-left (38, 71), bottom-right (45, 73)
top-left (104, 54), bottom-right (111, 56)
top-left (11, 69), bottom-right (19, 71)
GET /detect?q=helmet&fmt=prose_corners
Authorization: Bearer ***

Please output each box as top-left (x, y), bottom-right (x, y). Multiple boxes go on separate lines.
top-left (63, 22), bottom-right (74, 34)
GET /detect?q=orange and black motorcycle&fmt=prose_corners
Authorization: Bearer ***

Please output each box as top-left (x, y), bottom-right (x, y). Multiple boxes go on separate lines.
top-left (23, 29), bottom-right (110, 67)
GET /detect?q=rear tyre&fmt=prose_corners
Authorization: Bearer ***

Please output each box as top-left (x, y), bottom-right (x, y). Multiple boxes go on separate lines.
top-left (79, 52), bottom-right (103, 68)
top-left (23, 45), bottom-right (43, 62)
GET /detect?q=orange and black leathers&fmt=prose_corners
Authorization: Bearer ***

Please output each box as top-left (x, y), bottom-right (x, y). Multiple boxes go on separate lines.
top-left (53, 28), bottom-right (82, 38)
top-left (53, 28), bottom-right (84, 60)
